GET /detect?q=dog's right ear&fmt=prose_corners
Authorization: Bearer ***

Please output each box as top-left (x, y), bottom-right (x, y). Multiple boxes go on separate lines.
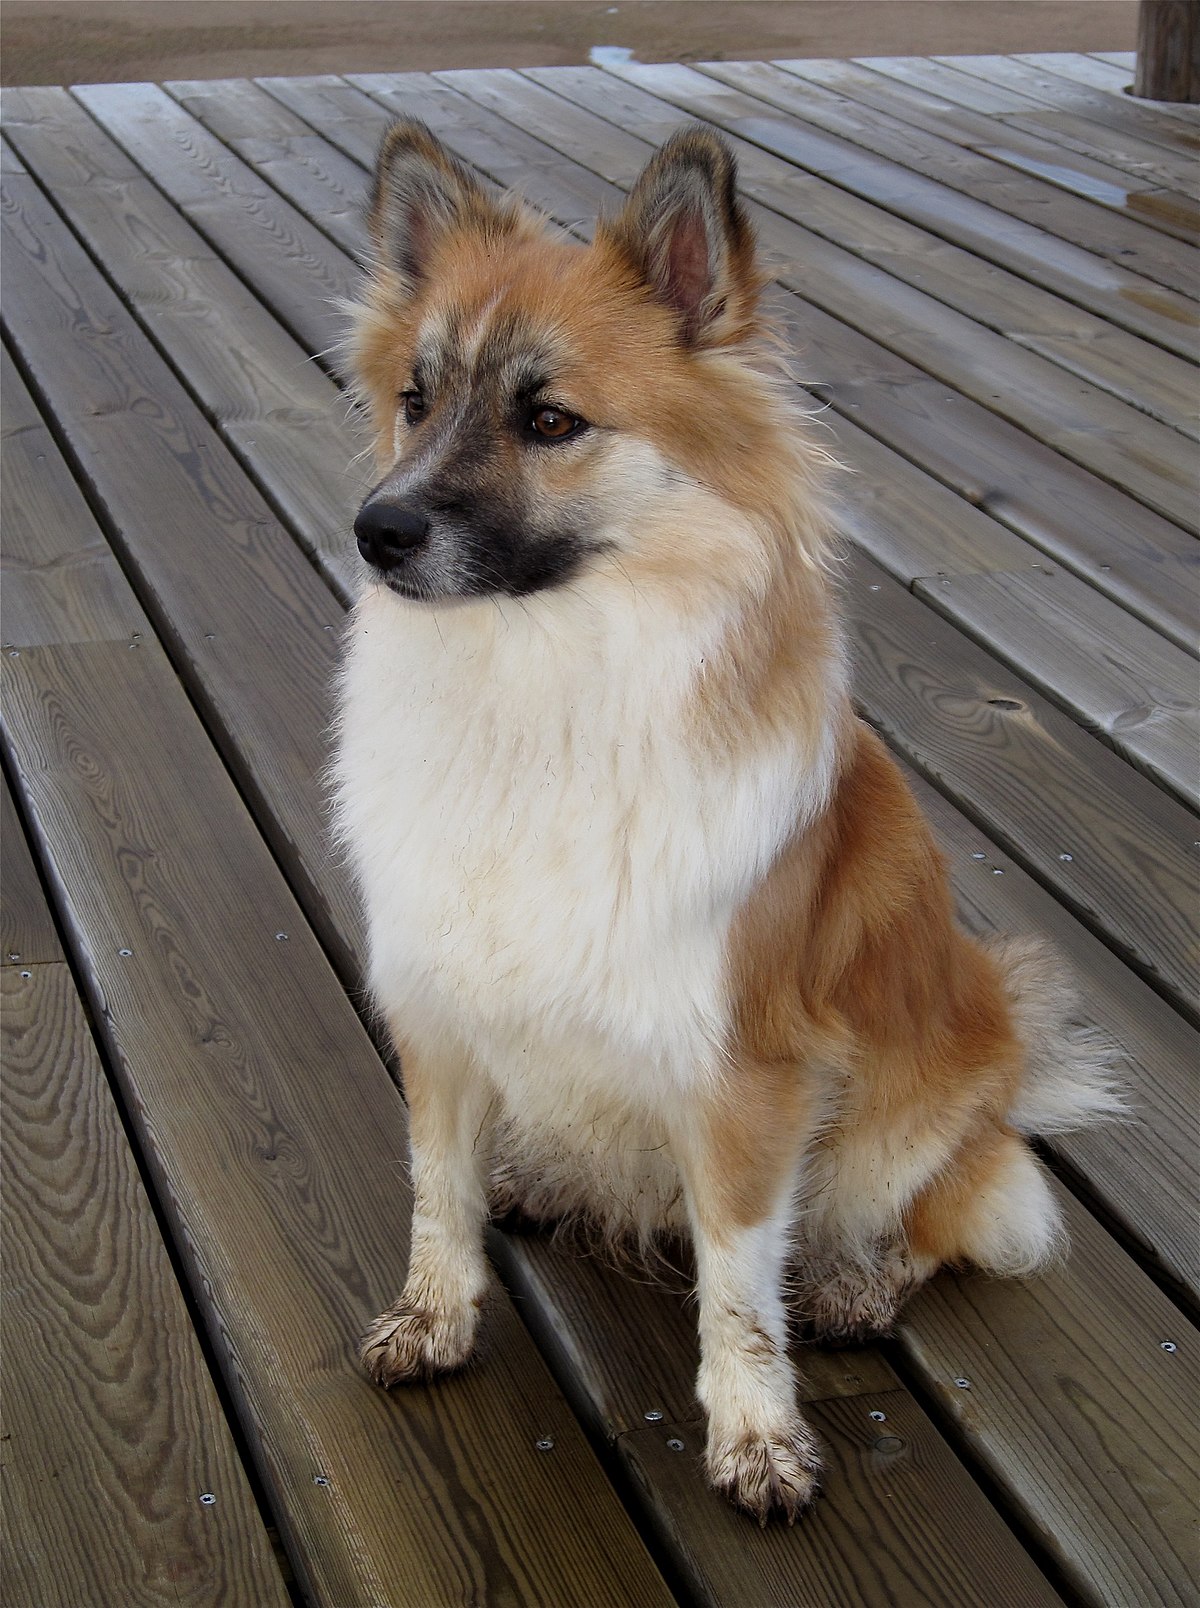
top-left (368, 119), bottom-right (508, 289)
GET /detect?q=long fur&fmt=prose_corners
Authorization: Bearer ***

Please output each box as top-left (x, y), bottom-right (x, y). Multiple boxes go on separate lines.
top-left (333, 120), bottom-right (1121, 1522)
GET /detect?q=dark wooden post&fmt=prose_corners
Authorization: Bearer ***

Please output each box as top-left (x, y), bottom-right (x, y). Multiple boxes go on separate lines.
top-left (1133, 0), bottom-right (1200, 102)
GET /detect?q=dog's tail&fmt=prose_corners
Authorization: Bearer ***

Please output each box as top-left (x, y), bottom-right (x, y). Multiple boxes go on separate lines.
top-left (988, 936), bottom-right (1127, 1135)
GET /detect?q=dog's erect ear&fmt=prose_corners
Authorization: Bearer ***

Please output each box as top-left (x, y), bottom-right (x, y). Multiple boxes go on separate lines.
top-left (368, 119), bottom-right (509, 287)
top-left (604, 127), bottom-right (761, 346)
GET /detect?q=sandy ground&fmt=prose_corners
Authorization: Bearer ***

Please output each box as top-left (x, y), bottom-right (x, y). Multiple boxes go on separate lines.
top-left (2, 1), bottom-right (1138, 88)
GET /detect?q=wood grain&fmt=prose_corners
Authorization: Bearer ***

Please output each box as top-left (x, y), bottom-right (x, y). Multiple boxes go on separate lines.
top-left (2, 963), bottom-right (290, 1607)
top-left (1, 771), bottom-right (61, 967)
top-left (620, 1398), bottom-right (1064, 1608)
top-left (844, 553), bottom-right (1198, 1019)
top-left (898, 1182), bottom-right (1200, 1607)
top-left (0, 88), bottom-right (365, 600)
top-left (0, 164), bottom-right (363, 976)
top-left (2, 638), bottom-right (673, 1608)
top-left (912, 563), bottom-right (1199, 804)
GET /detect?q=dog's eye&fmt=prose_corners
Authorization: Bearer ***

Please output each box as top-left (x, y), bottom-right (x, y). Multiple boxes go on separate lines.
top-left (529, 407), bottom-right (584, 441)
top-left (402, 390), bottom-right (427, 425)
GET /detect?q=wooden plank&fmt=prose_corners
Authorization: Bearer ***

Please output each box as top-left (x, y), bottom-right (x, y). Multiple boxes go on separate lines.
top-left (0, 163), bottom-right (363, 976)
top-left (0, 90), bottom-right (364, 600)
top-left (709, 56), bottom-right (1200, 244)
top-left (907, 765), bottom-right (1199, 1308)
top-left (862, 54), bottom-right (1200, 171)
top-left (844, 552), bottom-right (1198, 1019)
top-left (1041, 48), bottom-right (1200, 116)
top-left (1, 341), bottom-right (149, 649)
top-left (697, 63), bottom-right (1200, 432)
top-left (67, 81), bottom-right (354, 364)
top-left (1, 773), bottom-right (61, 968)
top-left (2, 632), bottom-right (672, 1608)
top-left (599, 58), bottom-right (1200, 298)
top-left (913, 563), bottom-right (1199, 804)
top-left (898, 1181), bottom-right (1199, 1607)
top-left (2, 960), bottom-right (292, 1608)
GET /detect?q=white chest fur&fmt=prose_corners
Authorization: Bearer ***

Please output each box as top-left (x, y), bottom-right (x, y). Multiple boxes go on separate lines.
top-left (334, 581), bottom-right (838, 1126)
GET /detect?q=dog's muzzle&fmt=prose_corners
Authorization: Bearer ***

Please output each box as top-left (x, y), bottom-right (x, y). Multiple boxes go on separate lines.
top-left (354, 498), bottom-right (430, 573)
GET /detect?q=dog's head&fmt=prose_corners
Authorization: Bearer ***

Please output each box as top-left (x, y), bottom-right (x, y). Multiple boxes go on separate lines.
top-left (348, 119), bottom-right (816, 604)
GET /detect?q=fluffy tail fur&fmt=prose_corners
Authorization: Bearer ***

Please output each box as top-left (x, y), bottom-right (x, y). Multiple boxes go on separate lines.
top-left (990, 937), bottom-right (1127, 1136)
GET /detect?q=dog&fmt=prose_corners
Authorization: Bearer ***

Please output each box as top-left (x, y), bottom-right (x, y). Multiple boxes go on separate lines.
top-left (332, 119), bottom-right (1120, 1522)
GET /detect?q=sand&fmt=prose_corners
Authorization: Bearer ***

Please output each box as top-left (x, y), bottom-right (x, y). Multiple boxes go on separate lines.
top-left (2, 1), bottom-right (1138, 89)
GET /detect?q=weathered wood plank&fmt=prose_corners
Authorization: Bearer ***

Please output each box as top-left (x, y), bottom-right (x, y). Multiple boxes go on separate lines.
top-left (1029, 49), bottom-right (1200, 118)
top-left (844, 553), bottom-right (1198, 1019)
top-left (912, 563), bottom-right (1199, 804)
top-left (863, 54), bottom-right (1200, 171)
top-left (1, 340), bottom-right (149, 649)
top-left (1, 961), bottom-right (292, 1608)
top-left (68, 81), bottom-right (353, 362)
top-left (2, 635), bottom-right (673, 1608)
top-left (0, 91), bottom-right (364, 600)
top-left (1, 773), bottom-right (61, 968)
top-left (0, 163), bottom-right (363, 975)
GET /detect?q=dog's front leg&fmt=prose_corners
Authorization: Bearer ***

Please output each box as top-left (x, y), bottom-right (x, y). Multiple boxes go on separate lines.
top-left (672, 1110), bottom-right (820, 1523)
top-left (361, 1030), bottom-right (492, 1386)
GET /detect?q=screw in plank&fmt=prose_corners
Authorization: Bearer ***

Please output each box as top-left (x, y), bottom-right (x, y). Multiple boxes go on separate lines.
top-left (1160, 1341), bottom-right (1177, 1353)
top-left (313, 1475), bottom-right (330, 1486)
top-left (7, 650), bottom-right (19, 658)
top-left (1059, 852), bottom-right (1074, 862)
top-left (274, 932), bottom-right (289, 942)
top-left (954, 1378), bottom-right (971, 1390)
top-left (19, 970), bottom-right (31, 980)
top-left (535, 1438), bottom-right (554, 1452)
top-left (868, 584), bottom-right (881, 591)
top-left (868, 1410), bottom-right (886, 1422)
top-left (991, 868), bottom-right (1004, 876)
top-left (199, 1493), bottom-right (216, 1506)
top-left (8, 953), bottom-right (20, 962)
top-left (118, 948), bottom-right (133, 957)
top-left (970, 852), bottom-right (986, 861)
top-left (666, 1438), bottom-right (685, 1452)
top-left (644, 1409), bottom-right (663, 1423)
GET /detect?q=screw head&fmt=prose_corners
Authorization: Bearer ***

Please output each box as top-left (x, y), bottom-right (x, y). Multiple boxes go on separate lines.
top-left (991, 868), bottom-right (1004, 876)
top-left (274, 931), bottom-right (288, 942)
top-left (535, 1437), bottom-right (554, 1452)
top-left (19, 969), bottom-right (31, 979)
top-left (868, 1409), bottom-right (886, 1422)
top-left (970, 852), bottom-right (986, 861)
top-left (7, 953), bottom-right (20, 962)
top-left (1160, 1341), bottom-right (1177, 1353)
top-left (118, 948), bottom-right (133, 957)
top-left (1059, 852), bottom-right (1074, 862)
top-left (7, 649), bottom-right (19, 658)
top-left (199, 1492), bottom-right (216, 1505)
top-left (954, 1377), bottom-right (971, 1389)
top-left (313, 1474), bottom-right (330, 1486)
top-left (643, 1409), bottom-right (663, 1422)
top-left (666, 1437), bottom-right (685, 1452)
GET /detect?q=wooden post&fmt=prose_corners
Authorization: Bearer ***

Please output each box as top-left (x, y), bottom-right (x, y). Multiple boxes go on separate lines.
top-left (1133, 0), bottom-right (1200, 102)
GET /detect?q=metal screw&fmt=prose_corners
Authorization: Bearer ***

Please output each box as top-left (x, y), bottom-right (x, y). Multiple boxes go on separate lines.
top-left (204, 632), bottom-right (216, 640)
top-left (954, 1377), bottom-right (971, 1389)
top-left (313, 1474), bottom-right (330, 1486)
top-left (274, 931), bottom-right (288, 942)
top-left (7, 953), bottom-right (20, 962)
top-left (1160, 1341), bottom-right (1177, 1353)
top-left (7, 649), bottom-right (19, 658)
top-left (1059, 852), bottom-right (1074, 862)
top-left (991, 868), bottom-right (1004, 876)
top-left (666, 1437), bottom-right (685, 1452)
top-left (128, 640), bottom-right (139, 650)
top-left (644, 1409), bottom-right (663, 1423)
top-left (970, 851), bottom-right (986, 861)
top-left (535, 1437), bottom-right (554, 1452)
top-left (1100, 564), bottom-right (1111, 572)
top-left (868, 1409), bottom-right (886, 1422)
top-left (118, 948), bottom-right (132, 957)
top-left (199, 1493), bottom-right (216, 1506)
top-left (19, 970), bottom-right (31, 979)
top-left (869, 583), bottom-right (881, 591)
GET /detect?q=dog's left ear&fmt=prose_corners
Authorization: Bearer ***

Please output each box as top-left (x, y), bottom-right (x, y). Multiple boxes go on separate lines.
top-left (603, 127), bottom-right (761, 347)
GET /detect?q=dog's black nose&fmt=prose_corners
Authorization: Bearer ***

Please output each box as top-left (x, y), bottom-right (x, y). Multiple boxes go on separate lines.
top-left (354, 499), bottom-right (430, 571)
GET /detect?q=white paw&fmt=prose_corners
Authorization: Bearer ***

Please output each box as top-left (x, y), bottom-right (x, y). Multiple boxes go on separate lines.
top-left (359, 1296), bottom-right (481, 1387)
top-left (706, 1421), bottom-right (822, 1524)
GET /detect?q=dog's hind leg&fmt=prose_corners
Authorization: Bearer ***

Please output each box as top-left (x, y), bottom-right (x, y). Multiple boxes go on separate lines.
top-left (360, 1024), bottom-right (494, 1386)
top-left (670, 1075), bottom-right (823, 1524)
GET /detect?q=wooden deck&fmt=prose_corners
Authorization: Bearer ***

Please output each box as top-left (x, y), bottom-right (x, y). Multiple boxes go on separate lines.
top-left (1, 51), bottom-right (1196, 1608)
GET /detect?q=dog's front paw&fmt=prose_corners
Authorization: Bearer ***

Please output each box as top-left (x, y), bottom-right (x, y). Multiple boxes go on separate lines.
top-left (359, 1297), bottom-right (480, 1387)
top-left (706, 1422), bottom-right (822, 1525)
